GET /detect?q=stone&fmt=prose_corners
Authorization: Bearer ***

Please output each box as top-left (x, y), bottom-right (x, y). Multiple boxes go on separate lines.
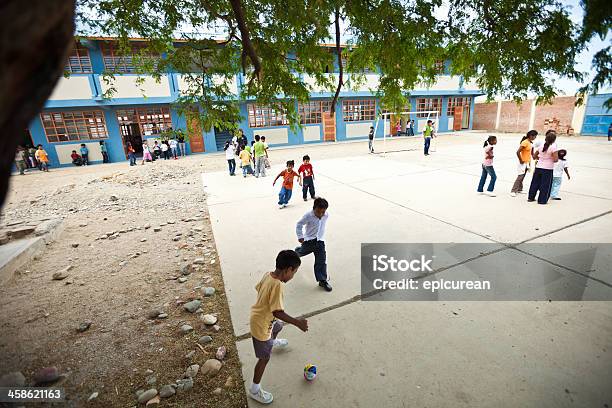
top-left (159, 385), bottom-right (175, 398)
top-left (210, 260), bottom-right (216, 265)
top-left (33, 367), bottom-right (60, 385)
top-left (216, 346), bottom-right (227, 361)
top-left (201, 359), bottom-right (222, 377)
top-left (144, 224), bottom-right (151, 230)
top-left (176, 377), bottom-right (193, 392)
top-left (8, 226), bottom-right (36, 239)
top-left (185, 350), bottom-right (195, 359)
top-left (168, 220), bottom-right (176, 224)
top-left (52, 265), bottom-right (73, 280)
top-left (177, 277), bottom-right (188, 283)
top-left (185, 364), bottom-right (200, 378)
top-left (213, 387), bottom-right (222, 395)
top-left (0, 371), bottom-right (25, 387)
top-left (146, 375), bottom-right (157, 385)
top-left (193, 258), bottom-right (206, 265)
top-left (180, 324), bottom-right (193, 334)
top-left (109, 195), bottom-right (119, 201)
top-left (145, 369), bottom-right (154, 375)
top-left (71, 243), bottom-right (79, 248)
top-left (157, 313), bottom-right (168, 319)
top-left (183, 300), bottom-right (202, 313)
top-left (202, 287), bottom-right (215, 297)
top-left (200, 314), bottom-right (217, 325)
top-left (212, 324), bottom-right (221, 332)
top-left (77, 320), bottom-right (92, 332)
top-left (88, 391), bottom-right (99, 401)
top-left (140, 238), bottom-right (147, 242)
top-left (153, 227), bottom-right (161, 232)
top-left (137, 388), bottom-right (157, 404)
top-left (172, 236), bottom-right (181, 242)
top-left (198, 336), bottom-right (213, 345)
top-left (224, 376), bottom-right (233, 388)
top-left (146, 396), bottom-right (160, 406)
top-left (181, 264), bottom-right (195, 276)
top-left (147, 310), bottom-right (162, 319)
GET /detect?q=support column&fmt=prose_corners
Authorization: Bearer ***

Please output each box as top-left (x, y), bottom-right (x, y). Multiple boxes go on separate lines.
top-left (494, 100), bottom-right (502, 130)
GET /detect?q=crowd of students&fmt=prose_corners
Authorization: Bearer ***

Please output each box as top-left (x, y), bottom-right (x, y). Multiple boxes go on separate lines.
top-left (477, 129), bottom-right (571, 204)
top-left (127, 137), bottom-right (186, 166)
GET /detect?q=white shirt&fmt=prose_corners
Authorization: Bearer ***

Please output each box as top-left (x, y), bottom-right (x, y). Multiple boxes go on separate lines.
top-left (169, 139), bottom-right (178, 148)
top-left (225, 144), bottom-right (236, 159)
top-left (161, 143), bottom-right (169, 151)
top-left (553, 159), bottom-right (568, 178)
top-left (296, 210), bottom-right (329, 241)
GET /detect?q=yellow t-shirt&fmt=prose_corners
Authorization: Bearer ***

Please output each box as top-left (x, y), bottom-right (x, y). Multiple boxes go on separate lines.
top-left (250, 272), bottom-right (284, 341)
top-left (35, 149), bottom-right (49, 163)
top-left (239, 150), bottom-right (251, 166)
top-left (519, 139), bottom-right (532, 163)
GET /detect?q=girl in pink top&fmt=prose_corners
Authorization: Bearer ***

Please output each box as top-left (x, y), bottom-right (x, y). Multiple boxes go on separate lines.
top-left (528, 130), bottom-right (558, 204)
top-left (477, 135), bottom-right (497, 197)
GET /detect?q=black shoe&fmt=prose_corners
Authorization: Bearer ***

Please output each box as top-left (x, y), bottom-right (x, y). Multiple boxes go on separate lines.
top-left (528, 199), bottom-right (535, 202)
top-left (318, 281), bottom-right (332, 292)
top-left (303, 198), bottom-right (308, 201)
top-left (552, 197), bottom-right (561, 200)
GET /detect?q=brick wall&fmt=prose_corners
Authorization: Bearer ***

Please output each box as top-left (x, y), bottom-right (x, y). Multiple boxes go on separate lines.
top-left (533, 96), bottom-right (575, 135)
top-left (473, 96), bottom-right (577, 134)
top-left (473, 102), bottom-right (497, 130)
top-left (498, 100), bottom-right (531, 133)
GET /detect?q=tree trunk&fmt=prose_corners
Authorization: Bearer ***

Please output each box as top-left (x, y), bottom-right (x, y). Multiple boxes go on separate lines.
top-left (0, 0), bottom-right (75, 208)
top-left (330, 8), bottom-right (343, 114)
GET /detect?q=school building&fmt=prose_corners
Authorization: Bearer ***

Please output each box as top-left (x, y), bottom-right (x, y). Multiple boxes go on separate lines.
top-left (21, 37), bottom-right (484, 167)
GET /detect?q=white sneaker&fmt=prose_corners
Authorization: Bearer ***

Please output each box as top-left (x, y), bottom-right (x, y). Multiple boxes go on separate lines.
top-left (477, 191), bottom-right (485, 195)
top-left (249, 388), bottom-right (273, 404)
top-left (273, 338), bottom-right (288, 349)
top-left (486, 191), bottom-right (496, 197)
top-left (278, 205), bottom-right (284, 209)
top-left (510, 192), bottom-right (517, 197)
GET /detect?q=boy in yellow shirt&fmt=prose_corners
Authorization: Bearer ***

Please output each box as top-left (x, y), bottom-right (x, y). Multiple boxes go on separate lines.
top-left (239, 145), bottom-right (254, 177)
top-left (248, 250), bottom-right (308, 404)
top-left (34, 145), bottom-right (49, 172)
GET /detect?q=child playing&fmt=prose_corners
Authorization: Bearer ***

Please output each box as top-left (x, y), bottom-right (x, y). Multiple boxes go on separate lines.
top-left (423, 120), bottom-right (433, 155)
top-left (477, 135), bottom-right (497, 197)
top-left (127, 143), bottom-right (137, 166)
top-left (510, 130), bottom-right (537, 196)
top-left (34, 145), bottom-right (49, 172)
top-left (239, 146), bottom-right (253, 177)
top-left (248, 250), bottom-right (308, 404)
top-left (80, 143), bottom-right (89, 165)
top-left (295, 197), bottom-right (332, 292)
top-left (100, 141), bottom-right (109, 163)
top-left (71, 150), bottom-right (83, 166)
top-left (298, 155), bottom-right (315, 201)
top-left (550, 149), bottom-right (570, 200)
top-left (141, 142), bottom-right (153, 164)
top-left (273, 160), bottom-right (301, 209)
top-left (368, 126), bottom-right (374, 153)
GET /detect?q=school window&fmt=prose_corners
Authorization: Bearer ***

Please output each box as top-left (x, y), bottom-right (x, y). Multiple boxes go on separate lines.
top-left (298, 100), bottom-right (333, 124)
top-left (64, 41), bottom-right (92, 74)
top-left (100, 41), bottom-right (159, 73)
top-left (343, 99), bottom-right (376, 122)
top-left (40, 111), bottom-right (108, 143)
top-left (447, 97), bottom-right (472, 116)
top-left (116, 107), bottom-right (172, 136)
top-left (416, 98), bottom-right (442, 118)
top-left (247, 104), bottom-right (288, 128)
top-left (434, 60), bottom-right (445, 74)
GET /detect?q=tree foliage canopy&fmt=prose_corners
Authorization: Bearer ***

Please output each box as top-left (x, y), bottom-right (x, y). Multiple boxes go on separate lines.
top-left (75, 0), bottom-right (609, 130)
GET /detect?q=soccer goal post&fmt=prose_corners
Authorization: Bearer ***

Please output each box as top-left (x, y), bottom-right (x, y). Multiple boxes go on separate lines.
top-left (373, 110), bottom-right (439, 156)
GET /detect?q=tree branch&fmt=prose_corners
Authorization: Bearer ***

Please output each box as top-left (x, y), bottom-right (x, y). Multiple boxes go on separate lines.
top-left (228, 0), bottom-right (262, 81)
top-left (331, 8), bottom-right (344, 114)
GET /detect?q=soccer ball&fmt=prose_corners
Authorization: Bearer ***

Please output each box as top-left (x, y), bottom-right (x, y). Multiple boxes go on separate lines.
top-left (304, 364), bottom-right (317, 381)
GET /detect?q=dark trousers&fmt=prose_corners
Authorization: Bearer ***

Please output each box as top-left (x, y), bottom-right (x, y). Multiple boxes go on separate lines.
top-left (424, 137), bottom-right (431, 155)
top-left (163, 150), bottom-right (170, 160)
top-left (408, 128), bottom-right (414, 136)
top-left (295, 240), bottom-right (328, 282)
top-left (81, 154), bottom-right (89, 165)
top-left (302, 176), bottom-right (315, 199)
top-left (477, 165), bottom-right (497, 192)
top-left (128, 153), bottom-right (136, 166)
top-left (227, 159), bottom-right (236, 175)
top-left (511, 168), bottom-right (528, 193)
top-left (102, 152), bottom-right (109, 163)
top-left (528, 168), bottom-right (553, 204)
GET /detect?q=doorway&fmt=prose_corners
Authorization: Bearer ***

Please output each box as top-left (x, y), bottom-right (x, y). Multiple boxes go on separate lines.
top-left (18, 129), bottom-right (34, 148)
top-left (120, 123), bottom-right (143, 156)
top-left (462, 104), bottom-right (470, 129)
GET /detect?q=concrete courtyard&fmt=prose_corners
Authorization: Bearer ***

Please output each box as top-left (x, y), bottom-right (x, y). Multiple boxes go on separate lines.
top-left (203, 132), bottom-right (612, 407)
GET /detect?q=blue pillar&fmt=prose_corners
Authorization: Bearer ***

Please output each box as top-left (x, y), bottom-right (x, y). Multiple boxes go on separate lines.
top-left (102, 107), bottom-right (126, 162)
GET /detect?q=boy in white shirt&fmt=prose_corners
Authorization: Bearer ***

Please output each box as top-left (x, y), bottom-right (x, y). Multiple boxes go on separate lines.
top-left (295, 197), bottom-right (332, 292)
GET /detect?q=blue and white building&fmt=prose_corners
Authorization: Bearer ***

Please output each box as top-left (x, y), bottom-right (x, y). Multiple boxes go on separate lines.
top-left (580, 93), bottom-right (612, 136)
top-left (21, 37), bottom-right (483, 167)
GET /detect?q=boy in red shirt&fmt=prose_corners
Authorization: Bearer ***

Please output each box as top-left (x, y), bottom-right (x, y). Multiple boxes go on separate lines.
top-left (273, 160), bottom-right (301, 209)
top-left (298, 155), bottom-right (316, 201)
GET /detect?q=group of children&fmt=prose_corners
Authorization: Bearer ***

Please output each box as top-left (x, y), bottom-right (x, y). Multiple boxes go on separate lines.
top-left (13, 144), bottom-right (50, 174)
top-left (477, 129), bottom-right (570, 204)
top-left (225, 134), bottom-right (270, 177)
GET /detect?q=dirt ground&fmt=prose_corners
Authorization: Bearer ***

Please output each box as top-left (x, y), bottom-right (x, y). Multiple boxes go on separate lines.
top-left (0, 154), bottom-right (246, 407)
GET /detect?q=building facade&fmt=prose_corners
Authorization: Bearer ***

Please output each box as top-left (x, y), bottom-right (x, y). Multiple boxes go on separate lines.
top-left (581, 93), bottom-right (612, 136)
top-left (23, 38), bottom-right (483, 167)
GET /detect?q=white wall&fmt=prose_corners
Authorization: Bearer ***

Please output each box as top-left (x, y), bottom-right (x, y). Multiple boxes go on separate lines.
top-left (55, 142), bottom-right (104, 165)
top-left (447, 117), bottom-right (454, 131)
top-left (462, 78), bottom-right (480, 91)
top-left (414, 76), bottom-right (461, 91)
top-left (257, 128), bottom-right (289, 144)
top-left (303, 74), bottom-right (337, 93)
top-left (48, 77), bottom-right (92, 100)
top-left (345, 122), bottom-right (372, 138)
top-left (303, 125), bottom-right (321, 142)
top-left (101, 75), bottom-right (171, 99)
top-left (571, 94), bottom-right (588, 133)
